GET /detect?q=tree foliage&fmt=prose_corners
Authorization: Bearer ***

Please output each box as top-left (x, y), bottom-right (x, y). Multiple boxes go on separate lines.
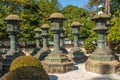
top-left (88, 0), bottom-right (120, 15)
top-left (19, 0), bottom-right (61, 41)
top-left (0, 0), bottom-right (60, 42)
top-left (107, 10), bottom-right (120, 41)
top-left (88, 0), bottom-right (104, 7)
top-left (61, 5), bottom-right (96, 40)
top-left (88, 0), bottom-right (120, 44)
top-left (19, 0), bottom-right (40, 41)
top-left (83, 38), bottom-right (96, 54)
top-left (0, 0), bottom-right (22, 40)
top-left (110, 0), bottom-right (120, 14)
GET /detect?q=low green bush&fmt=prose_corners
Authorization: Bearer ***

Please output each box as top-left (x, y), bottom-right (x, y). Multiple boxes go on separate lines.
top-left (83, 38), bottom-right (96, 54)
top-left (10, 56), bottom-right (43, 71)
top-left (2, 66), bottom-right (49, 80)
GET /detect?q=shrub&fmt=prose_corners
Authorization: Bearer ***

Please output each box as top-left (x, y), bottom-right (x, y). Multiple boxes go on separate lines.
top-left (10, 56), bottom-right (43, 71)
top-left (83, 38), bottom-right (96, 54)
top-left (2, 66), bottom-right (49, 80)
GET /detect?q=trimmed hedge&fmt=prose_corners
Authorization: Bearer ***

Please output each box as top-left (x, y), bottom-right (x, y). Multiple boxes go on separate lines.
top-left (10, 56), bottom-right (43, 71)
top-left (2, 66), bottom-right (49, 80)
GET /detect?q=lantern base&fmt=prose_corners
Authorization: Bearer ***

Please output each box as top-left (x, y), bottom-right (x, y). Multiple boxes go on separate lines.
top-left (85, 59), bottom-right (120, 74)
top-left (42, 49), bottom-right (73, 73)
top-left (89, 47), bottom-right (115, 61)
top-left (42, 61), bottom-right (73, 73)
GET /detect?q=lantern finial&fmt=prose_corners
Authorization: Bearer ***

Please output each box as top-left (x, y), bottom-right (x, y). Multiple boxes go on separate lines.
top-left (98, 4), bottom-right (104, 14)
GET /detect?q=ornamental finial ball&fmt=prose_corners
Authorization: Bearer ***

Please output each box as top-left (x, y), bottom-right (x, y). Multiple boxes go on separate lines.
top-left (98, 4), bottom-right (104, 14)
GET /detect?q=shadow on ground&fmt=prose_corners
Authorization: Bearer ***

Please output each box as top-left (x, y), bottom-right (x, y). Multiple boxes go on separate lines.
top-left (74, 62), bottom-right (85, 70)
top-left (49, 75), bottom-right (58, 80)
top-left (74, 65), bottom-right (79, 70)
top-left (90, 76), bottom-right (115, 80)
top-left (116, 72), bottom-right (120, 75)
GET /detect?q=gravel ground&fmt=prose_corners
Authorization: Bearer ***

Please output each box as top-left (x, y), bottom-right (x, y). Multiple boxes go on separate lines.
top-left (48, 63), bottom-right (120, 80)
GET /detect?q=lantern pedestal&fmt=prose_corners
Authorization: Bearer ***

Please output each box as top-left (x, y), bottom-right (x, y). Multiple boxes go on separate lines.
top-left (85, 5), bottom-right (120, 74)
top-left (60, 30), bottom-right (68, 54)
top-left (31, 28), bottom-right (41, 56)
top-left (85, 59), bottom-right (120, 74)
top-left (3, 14), bottom-right (24, 72)
top-left (42, 13), bottom-right (73, 73)
top-left (35, 24), bottom-right (51, 60)
top-left (42, 50), bottom-right (73, 73)
top-left (85, 47), bottom-right (120, 74)
top-left (67, 22), bottom-right (87, 63)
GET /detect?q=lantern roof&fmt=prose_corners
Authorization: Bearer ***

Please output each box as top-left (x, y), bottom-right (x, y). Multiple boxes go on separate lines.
top-left (49, 13), bottom-right (66, 20)
top-left (92, 13), bottom-right (110, 19)
top-left (4, 14), bottom-right (21, 21)
top-left (71, 22), bottom-right (81, 27)
top-left (34, 27), bottom-right (41, 32)
top-left (41, 24), bottom-right (49, 29)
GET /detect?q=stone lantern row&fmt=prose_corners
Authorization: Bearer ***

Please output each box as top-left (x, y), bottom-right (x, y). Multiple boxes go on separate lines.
top-left (1, 12), bottom-right (86, 73)
top-left (1, 4), bottom-right (120, 74)
top-left (33, 13), bottom-right (87, 65)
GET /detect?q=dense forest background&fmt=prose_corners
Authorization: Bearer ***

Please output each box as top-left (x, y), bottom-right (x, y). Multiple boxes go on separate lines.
top-left (0, 0), bottom-right (120, 45)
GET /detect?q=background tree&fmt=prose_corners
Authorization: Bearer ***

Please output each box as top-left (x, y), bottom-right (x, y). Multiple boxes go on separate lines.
top-left (110, 0), bottom-right (120, 15)
top-left (19, 0), bottom-right (40, 43)
top-left (37, 0), bottom-right (61, 40)
top-left (0, 0), bottom-right (23, 43)
top-left (107, 10), bottom-right (120, 42)
top-left (88, 0), bottom-right (120, 47)
top-left (0, 0), bottom-right (61, 43)
top-left (107, 10), bottom-right (120, 52)
top-left (88, 0), bottom-right (104, 7)
top-left (88, 0), bottom-right (120, 15)
top-left (3, 0), bottom-right (119, 48)
top-left (61, 5), bottom-right (96, 41)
